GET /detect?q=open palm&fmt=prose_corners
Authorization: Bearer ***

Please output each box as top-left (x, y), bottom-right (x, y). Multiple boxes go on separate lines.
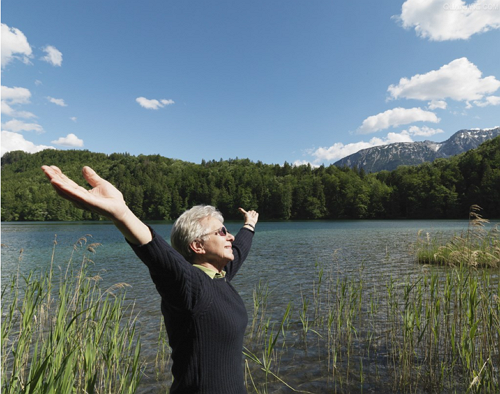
top-left (41, 165), bottom-right (128, 220)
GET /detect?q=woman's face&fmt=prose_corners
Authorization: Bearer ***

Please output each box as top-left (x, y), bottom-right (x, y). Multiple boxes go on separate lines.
top-left (199, 216), bottom-right (235, 266)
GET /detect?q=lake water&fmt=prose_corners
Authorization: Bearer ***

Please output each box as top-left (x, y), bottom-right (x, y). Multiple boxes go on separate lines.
top-left (0, 219), bottom-right (484, 392)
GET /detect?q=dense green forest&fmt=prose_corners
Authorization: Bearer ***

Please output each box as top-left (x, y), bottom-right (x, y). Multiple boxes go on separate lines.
top-left (2, 137), bottom-right (499, 221)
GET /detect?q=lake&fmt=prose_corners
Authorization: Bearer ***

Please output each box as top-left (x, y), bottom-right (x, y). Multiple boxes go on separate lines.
top-left (1, 219), bottom-right (490, 392)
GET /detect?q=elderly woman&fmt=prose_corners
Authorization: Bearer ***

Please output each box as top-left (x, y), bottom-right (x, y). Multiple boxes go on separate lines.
top-left (41, 165), bottom-right (259, 394)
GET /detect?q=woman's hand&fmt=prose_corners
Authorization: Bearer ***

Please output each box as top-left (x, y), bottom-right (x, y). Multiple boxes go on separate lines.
top-left (41, 165), bottom-right (128, 220)
top-left (238, 207), bottom-right (259, 231)
top-left (41, 165), bottom-right (152, 245)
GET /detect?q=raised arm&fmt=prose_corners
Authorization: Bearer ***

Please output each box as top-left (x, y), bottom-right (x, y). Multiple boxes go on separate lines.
top-left (41, 165), bottom-right (152, 245)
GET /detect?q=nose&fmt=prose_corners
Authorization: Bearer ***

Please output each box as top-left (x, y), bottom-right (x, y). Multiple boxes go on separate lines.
top-left (227, 232), bottom-right (235, 241)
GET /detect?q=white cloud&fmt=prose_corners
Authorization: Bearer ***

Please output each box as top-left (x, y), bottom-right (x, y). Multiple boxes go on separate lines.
top-left (358, 107), bottom-right (440, 134)
top-left (1, 130), bottom-right (55, 156)
top-left (385, 131), bottom-right (415, 143)
top-left (70, 117), bottom-right (77, 122)
top-left (41, 45), bottom-right (63, 66)
top-left (136, 97), bottom-right (175, 110)
top-left (396, 0), bottom-right (500, 41)
top-left (1, 86), bottom-right (36, 118)
top-left (47, 96), bottom-right (67, 107)
top-left (311, 140), bottom-right (385, 162)
top-left (1, 23), bottom-right (32, 69)
top-left (403, 125), bottom-right (445, 137)
top-left (2, 85), bottom-right (31, 105)
top-left (51, 133), bottom-right (84, 147)
top-left (1, 119), bottom-right (44, 133)
top-left (292, 160), bottom-right (320, 168)
top-left (474, 95), bottom-right (500, 106)
top-left (388, 58), bottom-right (500, 102)
top-left (428, 100), bottom-right (448, 110)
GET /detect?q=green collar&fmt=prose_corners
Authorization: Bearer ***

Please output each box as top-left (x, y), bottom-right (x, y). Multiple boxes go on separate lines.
top-left (193, 264), bottom-right (226, 279)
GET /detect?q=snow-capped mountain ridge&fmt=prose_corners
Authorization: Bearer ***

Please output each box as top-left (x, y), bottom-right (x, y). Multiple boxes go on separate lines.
top-left (334, 127), bottom-right (500, 173)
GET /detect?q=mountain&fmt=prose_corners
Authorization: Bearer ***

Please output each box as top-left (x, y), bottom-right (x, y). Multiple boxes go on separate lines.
top-left (334, 127), bottom-right (500, 173)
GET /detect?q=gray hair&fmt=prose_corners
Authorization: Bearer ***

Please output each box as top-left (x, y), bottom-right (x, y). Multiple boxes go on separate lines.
top-left (170, 205), bottom-right (224, 262)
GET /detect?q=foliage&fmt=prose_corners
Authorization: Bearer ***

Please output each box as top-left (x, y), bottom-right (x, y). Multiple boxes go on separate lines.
top-left (2, 136), bottom-right (500, 221)
top-left (1, 237), bottom-right (142, 394)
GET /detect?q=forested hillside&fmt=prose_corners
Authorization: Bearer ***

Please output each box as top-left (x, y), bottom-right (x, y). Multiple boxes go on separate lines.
top-left (2, 136), bottom-right (499, 221)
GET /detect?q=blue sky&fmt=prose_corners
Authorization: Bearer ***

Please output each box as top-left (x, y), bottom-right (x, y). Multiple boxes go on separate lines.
top-left (2, 0), bottom-right (500, 166)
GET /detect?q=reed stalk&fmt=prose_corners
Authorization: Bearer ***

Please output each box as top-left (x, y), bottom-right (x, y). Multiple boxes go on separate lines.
top-left (240, 249), bottom-right (499, 393)
top-left (416, 205), bottom-right (500, 268)
top-left (1, 236), bottom-right (143, 394)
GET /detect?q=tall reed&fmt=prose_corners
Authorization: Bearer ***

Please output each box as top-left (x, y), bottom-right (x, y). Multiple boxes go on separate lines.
top-left (416, 205), bottom-right (500, 268)
top-left (1, 236), bottom-right (143, 394)
top-left (240, 249), bottom-right (499, 393)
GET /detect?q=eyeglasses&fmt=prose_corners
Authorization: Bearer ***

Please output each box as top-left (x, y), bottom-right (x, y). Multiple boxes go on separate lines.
top-left (200, 226), bottom-right (228, 238)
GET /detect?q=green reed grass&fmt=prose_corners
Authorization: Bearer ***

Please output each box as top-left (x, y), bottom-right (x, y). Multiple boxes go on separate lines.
top-left (1, 236), bottom-right (143, 394)
top-left (416, 205), bottom-right (500, 268)
top-left (240, 254), bottom-right (499, 393)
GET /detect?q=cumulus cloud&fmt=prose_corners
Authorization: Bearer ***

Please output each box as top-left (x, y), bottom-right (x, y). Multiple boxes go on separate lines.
top-left (292, 160), bottom-right (320, 168)
top-left (1, 119), bottom-right (44, 133)
top-left (311, 140), bottom-right (386, 162)
top-left (1, 23), bottom-right (32, 69)
top-left (51, 133), bottom-right (84, 147)
top-left (388, 58), bottom-right (500, 103)
top-left (2, 85), bottom-right (31, 105)
top-left (396, 0), bottom-right (500, 41)
top-left (136, 97), bottom-right (175, 110)
top-left (1, 86), bottom-right (36, 118)
top-left (41, 45), bottom-right (63, 66)
top-left (428, 100), bottom-right (448, 110)
top-left (47, 96), bottom-right (67, 107)
top-left (358, 107), bottom-right (440, 134)
top-left (474, 95), bottom-right (500, 106)
top-left (403, 125), bottom-right (445, 137)
top-left (1, 130), bottom-right (55, 156)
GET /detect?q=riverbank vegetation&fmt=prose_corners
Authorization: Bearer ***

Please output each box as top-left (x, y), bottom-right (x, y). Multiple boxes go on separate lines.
top-left (416, 205), bottom-right (500, 268)
top-left (2, 136), bottom-right (499, 222)
top-left (3, 230), bottom-right (499, 393)
top-left (239, 260), bottom-right (500, 393)
top-left (1, 237), bottom-right (142, 394)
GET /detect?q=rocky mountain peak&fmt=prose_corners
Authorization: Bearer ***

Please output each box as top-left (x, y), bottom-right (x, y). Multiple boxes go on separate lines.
top-left (334, 127), bottom-right (500, 173)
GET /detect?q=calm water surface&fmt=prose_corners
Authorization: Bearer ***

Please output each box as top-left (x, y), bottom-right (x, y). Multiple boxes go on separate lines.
top-left (0, 220), bottom-right (476, 392)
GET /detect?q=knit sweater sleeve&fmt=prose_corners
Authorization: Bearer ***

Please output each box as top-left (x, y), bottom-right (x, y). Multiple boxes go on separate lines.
top-left (127, 227), bottom-right (205, 313)
top-left (224, 227), bottom-right (254, 281)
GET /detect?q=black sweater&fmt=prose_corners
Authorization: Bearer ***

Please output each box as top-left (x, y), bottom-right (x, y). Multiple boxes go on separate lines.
top-left (130, 227), bottom-right (254, 393)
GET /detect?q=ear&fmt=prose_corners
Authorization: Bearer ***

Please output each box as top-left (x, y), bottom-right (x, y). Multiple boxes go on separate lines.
top-left (189, 239), bottom-right (205, 255)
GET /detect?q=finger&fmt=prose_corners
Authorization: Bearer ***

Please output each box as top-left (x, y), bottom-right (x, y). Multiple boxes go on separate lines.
top-left (82, 166), bottom-right (103, 187)
top-left (41, 165), bottom-right (60, 180)
top-left (42, 166), bottom-right (95, 211)
top-left (49, 168), bottom-right (91, 199)
top-left (238, 207), bottom-right (247, 214)
top-left (42, 165), bottom-right (80, 192)
top-left (52, 185), bottom-right (87, 207)
top-left (51, 171), bottom-right (84, 191)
